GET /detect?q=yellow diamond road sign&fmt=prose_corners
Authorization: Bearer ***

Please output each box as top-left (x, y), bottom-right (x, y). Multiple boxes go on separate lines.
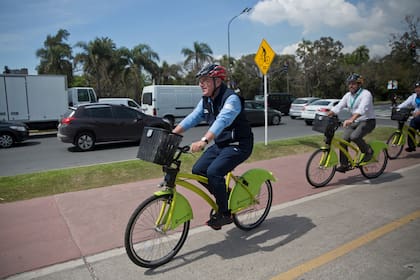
top-left (254, 39), bottom-right (275, 75)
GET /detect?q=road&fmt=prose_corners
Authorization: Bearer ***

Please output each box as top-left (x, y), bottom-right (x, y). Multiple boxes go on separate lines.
top-left (0, 110), bottom-right (394, 177)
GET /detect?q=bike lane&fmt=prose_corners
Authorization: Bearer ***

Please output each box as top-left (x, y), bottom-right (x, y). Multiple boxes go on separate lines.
top-left (0, 151), bottom-right (419, 279)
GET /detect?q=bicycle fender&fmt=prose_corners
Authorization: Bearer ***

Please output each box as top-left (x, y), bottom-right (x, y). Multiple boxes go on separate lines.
top-left (154, 190), bottom-right (193, 229)
top-left (229, 168), bottom-right (275, 211)
top-left (369, 140), bottom-right (388, 158)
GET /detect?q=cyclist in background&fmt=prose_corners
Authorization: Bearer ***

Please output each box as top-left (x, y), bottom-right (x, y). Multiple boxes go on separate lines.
top-left (397, 81), bottom-right (420, 152)
top-left (327, 73), bottom-right (376, 172)
top-left (172, 64), bottom-right (253, 230)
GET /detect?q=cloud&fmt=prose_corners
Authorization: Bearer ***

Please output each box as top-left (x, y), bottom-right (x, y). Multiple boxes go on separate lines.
top-left (250, 0), bottom-right (359, 33)
top-left (249, 0), bottom-right (420, 57)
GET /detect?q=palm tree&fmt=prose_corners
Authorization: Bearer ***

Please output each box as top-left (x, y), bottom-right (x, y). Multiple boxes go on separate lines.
top-left (36, 29), bottom-right (73, 83)
top-left (352, 45), bottom-right (370, 65)
top-left (181, 41), bottom-right (213, 73)
top-left (73, 37), bottom-right (116, 97)
top-left (131, 44), bottom-right (160, 84)
top-left (158, 61), bottom-right (183, 84)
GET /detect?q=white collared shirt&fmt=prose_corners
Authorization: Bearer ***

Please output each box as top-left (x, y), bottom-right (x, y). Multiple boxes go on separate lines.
top-left (331, 88), bottom-right (376, 121)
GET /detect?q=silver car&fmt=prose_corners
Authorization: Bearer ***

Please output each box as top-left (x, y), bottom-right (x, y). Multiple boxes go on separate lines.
top-left (289, 97), bottom-right (320, 119)
top-left (301, 99), bottom-right (341, 125)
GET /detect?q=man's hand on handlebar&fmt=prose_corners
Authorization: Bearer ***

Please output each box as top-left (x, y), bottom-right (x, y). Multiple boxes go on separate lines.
top-left (191, 140), bottom-right (206, 153)
top-left (327, 111), bottom-right (335, 118)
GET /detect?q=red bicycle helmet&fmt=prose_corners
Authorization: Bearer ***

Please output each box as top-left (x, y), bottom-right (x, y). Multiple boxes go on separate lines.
top-left (196, 64), bottom-right (227, 81)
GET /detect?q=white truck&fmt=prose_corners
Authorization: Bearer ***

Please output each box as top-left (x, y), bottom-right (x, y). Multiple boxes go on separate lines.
top-left (0, 74), bottom-right (97, 129)
top-left (67, 87), bottom-right (98, 107)
top-left (141, 85), bottom-right (202, 125)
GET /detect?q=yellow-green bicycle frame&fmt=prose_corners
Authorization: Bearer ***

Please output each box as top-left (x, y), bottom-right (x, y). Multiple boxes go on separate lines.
top-left (153, 168), bottom-right (276, 231)
top-left (320, 137), bottom-right (387, 168)
top-left (390, 124), bottom-right (420, 147)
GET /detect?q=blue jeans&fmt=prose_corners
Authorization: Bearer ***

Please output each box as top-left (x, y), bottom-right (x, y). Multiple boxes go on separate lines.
top-left (192, 137), bottom-right (253, 214)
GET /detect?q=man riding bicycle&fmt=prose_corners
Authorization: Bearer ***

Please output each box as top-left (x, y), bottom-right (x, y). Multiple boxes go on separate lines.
top-left (397, 81), bottom-right (420, 152)
top-left (172, 64), bottom-right (253, 230)
top-left (327, 73), bottom-right (376, 172)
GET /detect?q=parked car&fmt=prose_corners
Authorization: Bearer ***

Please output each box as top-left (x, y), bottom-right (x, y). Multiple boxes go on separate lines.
top-left (301, 99), bottom-right (341, 125)
top-left (289, 97), bottom-right (320, 119)
top-left (253, 93), bottom-right (295, 115)
top-left (266, 92), bottom-right (295, 115)
top-left (0, 121), bottom-right (30, 148)
top-left (244, 100), bottom-right (282, 126)
top-left (57, 103), bottom-right (171, 151)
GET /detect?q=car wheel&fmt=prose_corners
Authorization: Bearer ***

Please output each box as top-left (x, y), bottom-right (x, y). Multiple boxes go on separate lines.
top-left (305, 120), bottom-right (313, 125)
top-left (75, 132), bottom-right (95, 151)
top-left (0, 133), bottom-right (14, 148)
top-left (271, 115), bottom-right (281, 125)
top-left (290, 116), bottom-right (296, 119)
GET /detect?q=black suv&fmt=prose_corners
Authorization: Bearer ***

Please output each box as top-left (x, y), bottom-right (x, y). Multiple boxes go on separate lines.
top-left (266, 92), bottom-right (295, 115)
top-left (57, 103), bottom-right (171, 151)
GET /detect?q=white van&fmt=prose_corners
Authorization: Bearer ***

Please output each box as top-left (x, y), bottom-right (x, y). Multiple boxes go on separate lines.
top-left (68, 87), bottom-right (97, 107)
top-left (98, 98), bottom-right (141, 110)
top-left (141, 85), bottom-right (202, 125)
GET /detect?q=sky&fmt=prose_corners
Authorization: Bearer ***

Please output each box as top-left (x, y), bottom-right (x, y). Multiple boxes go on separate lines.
top-left (1, 0), bottom-right (419, 75)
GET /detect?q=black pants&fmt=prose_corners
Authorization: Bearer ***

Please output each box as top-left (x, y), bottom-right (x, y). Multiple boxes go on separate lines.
top-left (340, 119), bottom-right (376, 166)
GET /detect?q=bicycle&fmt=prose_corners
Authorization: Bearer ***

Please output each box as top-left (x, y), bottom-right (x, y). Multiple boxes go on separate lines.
top-left (125, 127), bottom-right (276, 268)
top-left (386, 107), bottom-right (419, 159)
top-left (305, 114), bottom-right (388, 188)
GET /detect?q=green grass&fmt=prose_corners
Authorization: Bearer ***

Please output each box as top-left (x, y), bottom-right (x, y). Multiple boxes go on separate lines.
top-left (0, 126), bottom-right (394, 203)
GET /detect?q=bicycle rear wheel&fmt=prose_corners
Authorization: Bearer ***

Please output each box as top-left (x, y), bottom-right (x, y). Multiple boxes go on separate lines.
top-left (125, 194), bottom-right (190, 268)
top-left (386, 132), bottom-right (404, 159)
top-left (360, 149), bottom-right (388, 179)
top-left (233, 180), bottom-right (273, 230)
top-left (305, 148), bottom-right (336, 187)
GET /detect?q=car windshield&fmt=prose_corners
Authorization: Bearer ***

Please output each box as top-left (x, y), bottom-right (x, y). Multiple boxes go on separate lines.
top-left (293, 98), bottom-right (311, 104)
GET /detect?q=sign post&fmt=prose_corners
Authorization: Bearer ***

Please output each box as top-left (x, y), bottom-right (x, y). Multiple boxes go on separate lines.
top-left (254, 39), bottom-right (275, 145)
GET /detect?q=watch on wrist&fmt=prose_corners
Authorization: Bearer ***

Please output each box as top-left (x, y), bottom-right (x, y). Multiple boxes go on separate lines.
top-left (200, 137), bottom-right (209, 144)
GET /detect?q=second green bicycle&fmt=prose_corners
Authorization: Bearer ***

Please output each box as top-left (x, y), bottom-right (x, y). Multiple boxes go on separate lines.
top-left (306, 115), bottom-right (388, 187)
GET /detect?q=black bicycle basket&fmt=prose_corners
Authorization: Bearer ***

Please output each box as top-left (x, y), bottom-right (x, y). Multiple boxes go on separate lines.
top-left (137, 127), bottom-right (183, 166)
top-left (391, 107), bottom-right (411, 121)
top-left (313, 114), bottom-right (332, 132)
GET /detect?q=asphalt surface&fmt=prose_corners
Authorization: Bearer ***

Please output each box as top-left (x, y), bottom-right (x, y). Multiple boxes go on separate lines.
top-left (1, 150), bottom-right (419, 280)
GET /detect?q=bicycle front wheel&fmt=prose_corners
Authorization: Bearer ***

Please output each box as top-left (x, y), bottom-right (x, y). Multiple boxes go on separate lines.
top-left (360, 149), bottom-right (388, 179)
top-left (233, 180), bottom-right (273, 230)
top-left (124, 194), bottom-right (190, 268)
top-left (305, 149), bottom-right (336, 187)
top-left (386, 132), bottom-right (404, 159)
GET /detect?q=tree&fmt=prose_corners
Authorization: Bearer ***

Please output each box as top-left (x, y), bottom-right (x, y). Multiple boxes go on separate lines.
top-left (131, 44), bottom-right (160, 84)
top-left (73, 37), bottom-right (117, 97)
top-left (387, 15), bottom-right (420, 89)
top-left (157, 61), bottom-right (183, 85)
top-left (296, 37), bottom-right (344, 98)
top-left (181, 41), bottom-right (213, 75)
top-left (36, 29), bottom-right (73, 84)
top-left (231, 54), bottom-right (262, 99)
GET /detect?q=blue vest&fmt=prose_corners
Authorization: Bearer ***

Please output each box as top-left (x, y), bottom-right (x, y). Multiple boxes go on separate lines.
top-left (202, 84), bottom-right (252, 146)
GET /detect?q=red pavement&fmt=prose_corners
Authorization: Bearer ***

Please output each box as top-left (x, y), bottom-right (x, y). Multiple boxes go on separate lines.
top-left (0, 151), bottom-right (419, 278)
